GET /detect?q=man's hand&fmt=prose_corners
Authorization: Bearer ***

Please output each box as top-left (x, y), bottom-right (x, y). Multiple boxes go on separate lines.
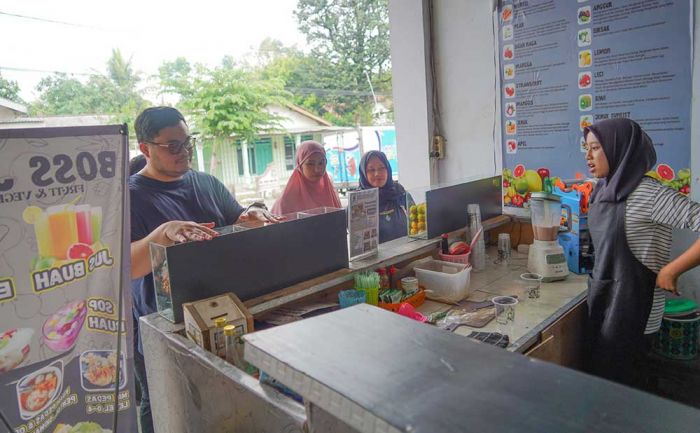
top-left (656, 265), bottom-right (680, 296)
top-left (131, 221), bottom-right (219, 279)
top-left (161, 221), bottom-right (218, 245)
top-left (238, 207), bottom-right (284, 224)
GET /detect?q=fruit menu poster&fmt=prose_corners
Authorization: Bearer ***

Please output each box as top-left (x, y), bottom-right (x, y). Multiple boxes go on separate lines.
top-left (0, 126), bottom-right (136, 433)
top-left (498, 0), bottom-right (692, 213)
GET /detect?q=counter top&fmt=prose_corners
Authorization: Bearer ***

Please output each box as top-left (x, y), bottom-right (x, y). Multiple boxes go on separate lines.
top-left (244, 304), bottom-right (700, 433)
top-left (417, 249), bottom-right (588, 352)
top-left (246, 215), bottom-right (512, 315)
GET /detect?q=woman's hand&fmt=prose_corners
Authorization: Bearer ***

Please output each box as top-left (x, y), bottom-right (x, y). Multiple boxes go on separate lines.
top-left (656, 264), bottom-right (680, 296)
top-left (161, 221), bottom-right (218, 244)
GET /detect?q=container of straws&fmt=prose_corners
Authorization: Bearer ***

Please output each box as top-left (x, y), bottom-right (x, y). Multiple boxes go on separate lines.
top-left (354, 271), bottom-right (380, 305)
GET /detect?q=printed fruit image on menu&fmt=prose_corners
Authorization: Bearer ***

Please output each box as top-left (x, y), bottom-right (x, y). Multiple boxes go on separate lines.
top-left (23, 204), bottom-right (105, 272)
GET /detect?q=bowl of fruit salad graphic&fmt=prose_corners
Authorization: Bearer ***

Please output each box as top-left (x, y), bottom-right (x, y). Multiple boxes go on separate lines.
top-left (42, 300), bottom-right (87, 352)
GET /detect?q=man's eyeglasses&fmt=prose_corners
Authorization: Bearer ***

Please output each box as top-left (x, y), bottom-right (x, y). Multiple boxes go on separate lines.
top-left (147, 136), bottom-right (196, 155)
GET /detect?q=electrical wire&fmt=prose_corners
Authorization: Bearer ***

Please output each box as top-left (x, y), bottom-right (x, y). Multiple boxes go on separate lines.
top-left (0, 10), bottom-right (109, 30)
top-left (428, 0), bottom-right (442, 138)
top-left (0, 65), bottom-right (94, 76)
top-left (491, 2), bottom-right (500, 176)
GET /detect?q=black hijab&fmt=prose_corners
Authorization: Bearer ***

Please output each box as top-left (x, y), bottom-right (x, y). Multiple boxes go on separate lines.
top-left (584, 118), bottom-right (656, 203)
top-left (359, 150), bottom-right (405, 204)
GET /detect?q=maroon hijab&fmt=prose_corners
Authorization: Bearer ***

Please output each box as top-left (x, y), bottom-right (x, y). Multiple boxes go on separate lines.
top-left (584, 118), bottom-right (656, 203)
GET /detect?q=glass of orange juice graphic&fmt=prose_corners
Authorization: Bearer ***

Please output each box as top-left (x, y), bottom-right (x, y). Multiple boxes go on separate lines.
top-left (47, 205), bottom-right (78, 260)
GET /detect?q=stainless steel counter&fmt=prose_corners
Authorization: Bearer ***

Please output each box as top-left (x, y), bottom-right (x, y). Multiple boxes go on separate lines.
top-left (139, 227), bottom-right (589, 432)
top-left (140, 314), bottom-right (306, 433)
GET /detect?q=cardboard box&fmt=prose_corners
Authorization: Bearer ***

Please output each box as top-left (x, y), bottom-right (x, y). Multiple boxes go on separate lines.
top-left (183, 293), bottom-right (254, 355)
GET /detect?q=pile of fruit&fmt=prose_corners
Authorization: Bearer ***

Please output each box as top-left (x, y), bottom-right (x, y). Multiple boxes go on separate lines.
top-left (646, 164), bottom-right (690, 195)
top-left (503, 164), bottom-right (558, 208)
top-left (409, 203), bottom-right (427, 236)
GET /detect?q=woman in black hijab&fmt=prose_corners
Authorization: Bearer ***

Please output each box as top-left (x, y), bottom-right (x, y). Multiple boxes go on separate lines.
top-left (583, 118), bottom-right (700, 388)
top-left (359, 151), bottom-right (409, 243)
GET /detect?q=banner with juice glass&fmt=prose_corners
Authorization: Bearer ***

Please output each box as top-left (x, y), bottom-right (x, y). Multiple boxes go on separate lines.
top-left (0, 126), bottom-right (136, 433)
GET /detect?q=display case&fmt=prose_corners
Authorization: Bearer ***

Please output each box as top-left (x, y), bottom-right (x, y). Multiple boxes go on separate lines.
top-left (406, 176), bottom-right (502, 240)
top-left (150, 207), bottom-right (349, 323)
top-left (406, 186), bottom-right (429, 239)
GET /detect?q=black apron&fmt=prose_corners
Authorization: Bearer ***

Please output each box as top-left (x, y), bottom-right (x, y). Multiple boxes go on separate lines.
top-left (586, 198), bottom-right (656, 386)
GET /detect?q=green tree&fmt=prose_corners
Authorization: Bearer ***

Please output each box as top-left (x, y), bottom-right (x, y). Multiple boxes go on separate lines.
top-left (30, 50), bottom-right (148, 127)
top-left (290, 0), bottom-right (392, 125)
top-left (0, 73), bottom-right (24, 104)
top-left (184, 66), bottom-right (291, 143)
top-left (258, 39), bottom-right (376, 125)
top-left (107, 48), bottom-right (139, 90)
top-left (295, 0), bottom-right (391, 80)
top-left (157, 57), bottom-right (195, 100)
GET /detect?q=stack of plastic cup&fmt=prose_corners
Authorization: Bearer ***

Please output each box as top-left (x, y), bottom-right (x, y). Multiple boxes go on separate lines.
top-left (467, 204), bottom-right (486, 270)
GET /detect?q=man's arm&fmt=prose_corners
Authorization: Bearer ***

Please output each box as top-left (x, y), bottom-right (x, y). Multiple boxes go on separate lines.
top-left (130, 221), bottom-right (218, 279)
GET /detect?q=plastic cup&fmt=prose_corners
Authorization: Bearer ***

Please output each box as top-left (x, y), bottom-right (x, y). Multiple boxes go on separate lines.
top-left (338, 289), bottom-right (366, 308)
top-left (497, 233), bottom-right (511, 264)
top-left (521, 273), bottom-right (543, 300)
top-left (401, 276), bottom-right (419, 293)
top-left (492, 296), bottom-right (518, 335)
top-left (361, 287), bottom-right (379, 306)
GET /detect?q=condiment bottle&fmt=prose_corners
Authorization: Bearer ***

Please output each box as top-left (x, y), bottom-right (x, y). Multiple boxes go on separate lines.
top-left (224, 324), bottom-right (243, 368)
top-left (213, 317), bottom-right (228, 358)
top-left (388, 265), bottom-right (397, 289)
top-left (440, 234), bottom-right (449, 254)
top-left (377, 268), bottom-right (390, 290)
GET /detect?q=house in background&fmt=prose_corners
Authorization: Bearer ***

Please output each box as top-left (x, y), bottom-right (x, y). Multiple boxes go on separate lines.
top-left (195, 104), bottom-right (356, 205)
top-left (0, 97), bottom-right (27, 121)
top-left (0, 99), bottom-right (397, 207)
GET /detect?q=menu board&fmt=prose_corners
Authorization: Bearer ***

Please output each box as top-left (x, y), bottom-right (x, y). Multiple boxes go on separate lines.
top-left (498, 0), bottom-right (692, 213)
top-left (347, 188), bottom-right (379, 260)
top-left (0, 126), bottom-right (136, 433)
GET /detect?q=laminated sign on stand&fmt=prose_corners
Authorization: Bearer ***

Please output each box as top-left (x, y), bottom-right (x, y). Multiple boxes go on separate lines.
top-left (0, 126), bottom-right (136, 433)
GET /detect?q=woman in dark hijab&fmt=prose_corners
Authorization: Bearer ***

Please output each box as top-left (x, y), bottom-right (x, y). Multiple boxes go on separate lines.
top-left (359, 151), bottom-right (409, 243)
top-left (129, 154), bottom-right (147, 175)
top-left (583, 118), bottom-right (700, 388)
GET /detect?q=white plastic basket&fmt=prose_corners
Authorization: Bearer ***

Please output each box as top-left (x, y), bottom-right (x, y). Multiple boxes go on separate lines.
top-left (413, 259), bottom-right (471, 303)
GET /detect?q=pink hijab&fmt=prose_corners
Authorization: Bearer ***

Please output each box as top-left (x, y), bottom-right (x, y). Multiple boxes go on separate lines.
top-left (272, 140), bottom-right (342, 214)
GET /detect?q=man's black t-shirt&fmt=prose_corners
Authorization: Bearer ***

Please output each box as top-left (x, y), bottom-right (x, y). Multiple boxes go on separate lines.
top-left (130, 170), bottom-right (244, 353)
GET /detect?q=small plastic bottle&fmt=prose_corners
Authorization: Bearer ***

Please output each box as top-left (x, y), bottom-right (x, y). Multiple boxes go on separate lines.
top-left (213, 317), bottom-right (228, 358)
top-left (224, 325), bottom-right (243, 368)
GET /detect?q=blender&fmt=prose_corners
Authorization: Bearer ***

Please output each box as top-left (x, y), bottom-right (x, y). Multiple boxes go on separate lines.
top-left (528, 192), bottom-right (570, 281)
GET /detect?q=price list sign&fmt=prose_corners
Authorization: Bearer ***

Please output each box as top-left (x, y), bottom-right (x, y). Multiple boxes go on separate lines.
top-left (498, 0), bottom-right (692, 213)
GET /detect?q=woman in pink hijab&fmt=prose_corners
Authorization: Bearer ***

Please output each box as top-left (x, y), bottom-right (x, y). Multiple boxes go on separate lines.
top-left (272, 140), bottom-right (342, 214)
